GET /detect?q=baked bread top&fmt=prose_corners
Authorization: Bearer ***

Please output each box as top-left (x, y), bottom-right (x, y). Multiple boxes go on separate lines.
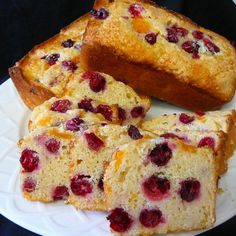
top-left (9, 14), bottom-right (89, 109)
top-left (82, 0), bottom-right (236, 106)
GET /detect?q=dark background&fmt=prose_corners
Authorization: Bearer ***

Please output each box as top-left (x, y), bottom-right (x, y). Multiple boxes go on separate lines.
top-left (0, 0), bottom-right (236, 235)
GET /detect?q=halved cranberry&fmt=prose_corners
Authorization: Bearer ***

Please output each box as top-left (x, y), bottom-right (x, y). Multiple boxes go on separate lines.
top-left (198, 137), bottom-right (215, 149)
top-left (118, 107), bottom-right (126, 123)
top-left (98, 176), bottom-right (104, 191)
top-left (96, 104), bottom-right (113, 121)
top-left (145, 33), bottom-right (157, 45)
top-left (139, 209), bottom-right (162, 228)
top-left (61, 39), bottom-right (75, 48)
top-left (20, 149), bottom-right (39, 172)
top-left (84, 132), bottom-right (104, 151)
top-left (51, 99), bottom-right (71, 113)
top-left (45, 138), bottom-right (60, 153)
top-left (128, 4), bottom-right (144, 17)
top-left (23, 177), bottom-right (36, 192)
top-left (90, 8), bottom-right (109, 20)
top-left (107, 208), bottom-right (133, 232)
top-left (179, 178), bottom-right (200, 202)
top-left (179, 113), bottom-right (195, 124)
top-left (128, 125), bottom-right (143, 140)
top-left (149, 143), bottom-right (172, 166)
top-left (52, 185), bottom-right (69, 200)
top-left (195, 111), bottom-right (205, 116)
top-left (166, 26), bottom-right (188, 43)
top-left (66, 117), bottom-right (84, 132)
top-left (41, 53), bottom-right (60, 66)
top-left (160, 132), bottom-right (184, 141)
top-left (203, 38), bottom-right (220, 54)
top-left (192, 30), bottom-right (204, 40)
top-left (83, 71), bottom-right (106, 92)
top-left (131, 106), bottom-right (144, 118)
top-left (182, 40), bottom-right (200, 58)
top-left (142, 175), bottom-right (170, 201)
top-left (62, 60), bottom-right (78, 72)
top-left (70, 174), bottom-right (92, 196)
top-left (78, 98), bottom-right (94, 112)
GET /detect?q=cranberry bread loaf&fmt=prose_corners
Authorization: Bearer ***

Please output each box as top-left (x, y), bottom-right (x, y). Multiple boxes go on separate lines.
top-left (65, 71), bottom-right (151, 125)
top-left (19, 127), bottom-right (76, 202)
top-left (104, 137), bottom-right (217, 235)
top-left (69, 124), bottom-right (153, 211)
top-left (29, 97), bottom-right (120, 131)
top-left (9, 14), bottom-right (89, 109)
top-left (141, 110), bottom-right (236, 173)
top-left (81, 0), bottom-right (236, 110)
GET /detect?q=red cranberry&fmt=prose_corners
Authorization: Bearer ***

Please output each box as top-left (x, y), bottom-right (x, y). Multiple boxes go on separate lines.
top-left (20, 149), bottom-right (39, 172)
top-left (96, 104), bottom-right (113, 121)
top-left (118, 107), bottom-right (126, 123)
top-left (149, 143), bottom-right (172, 166)
top-left (107, 208), bottom-right (133, 232)
top-left (70, 174), bottom-right (92, 196)
top-left (160, 132), bottom-right (184, 141)
top-left (51, 99), bottom-right (71, 113)
top-left (98, 176), bottom-right (104, 191)
top-left (128, 125), bottom-right (143, 140)
top-left (84, 132), bottom-right (104, 151)
top-left (139, 209), bottom-right (162, 228)
top-left (198, 137), bottom-right (215, 149)
top-left (90, 8), bottom-right (109, 20)
top-left (166, 26), bottom-right (188, 43)
top-left (179, 178), bottom-right (200, 202)
top-left (66, 117), bottom-right (84, 132)
top-left (195, 111), bottom-right (205, 116)
top-left (52, 186), bottom-right (69, 200)
top-left (182, 40), bottom-right (200, 58)
top-left (203, 38), bottom-right (220, 54)
top-left (179, 113), bottom-right (195, 124)
top-left (83, 71), bottom-right (106, 92)
top-left (142, 175), bottom-right (170, 201)
top-left (61, 39), bottom-right (75, 48)
top-left (23, 177), bottom-right (36, 192)
top-left (192, 30), bottom-right (204, 40)
top-left (78, 98), bottom-right (94, 112)
top-left (45, 138), bottom-right (60, 153)
top-left (131, 106), bottom-right (144, 118)
top-left (41, 53), bottom-right (60, 66)
top-left (145, 33), bottom-right (157, 45)
top-left (128, 4), bottom-right (144, 17)
top-left (62, 60), bottom-right (78, 72)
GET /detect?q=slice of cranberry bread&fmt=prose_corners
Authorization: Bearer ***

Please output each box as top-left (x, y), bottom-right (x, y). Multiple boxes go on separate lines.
top-left (65, 71), bottom-right (151, 125)
top-left (9, 14), bottom-right (89, 109)
top-left (29, 96), bottom-right (120, 131)
top-left (18, 127), bottom-right (77, 202)
top-left (69, 124), bottom-right (154, 211)
top-left (141, 110), bottom-right (236, 172)
top-left (81, 0), bottom-right (236, 110)
top-left (104, 137), bottom-right (217, 235)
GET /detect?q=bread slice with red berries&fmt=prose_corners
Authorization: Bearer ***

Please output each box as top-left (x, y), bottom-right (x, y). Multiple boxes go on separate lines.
top-left (18, 127), bottom-right (76, 202)
top-left (28, 96), bottom-right (120, 131)
top-left (104, 137), bottom-right (217, 235)
top-left (69, 124), bottom-right (154, 211)
top-left (9, 14), bottom-right (89, 110)
top-left (141, 110), bottom-right (236, 174)
top-left (65, 71), bottom-right (151, 125)
top-left (81, 0), bottom-right (236, 110)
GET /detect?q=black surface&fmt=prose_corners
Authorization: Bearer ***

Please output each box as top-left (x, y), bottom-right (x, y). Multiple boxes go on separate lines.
top-left (0, 0), bottom-right (236, 235)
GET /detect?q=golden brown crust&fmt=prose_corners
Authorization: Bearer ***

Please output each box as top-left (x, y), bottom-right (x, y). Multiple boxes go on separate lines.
top-left (82, 0), bottom-right (236, 111)
top-left (9, 66), bottom-right (54, 110)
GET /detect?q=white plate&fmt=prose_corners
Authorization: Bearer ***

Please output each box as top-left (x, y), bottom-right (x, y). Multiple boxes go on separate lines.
top-left (0, 79), bottom-right (236, 236)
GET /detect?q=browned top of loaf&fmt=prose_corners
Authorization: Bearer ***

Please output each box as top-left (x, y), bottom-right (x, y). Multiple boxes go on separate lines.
top-left (86, 0), bottom-right (236, 102)
top-left (11, 14), bottom-right (89, 98)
